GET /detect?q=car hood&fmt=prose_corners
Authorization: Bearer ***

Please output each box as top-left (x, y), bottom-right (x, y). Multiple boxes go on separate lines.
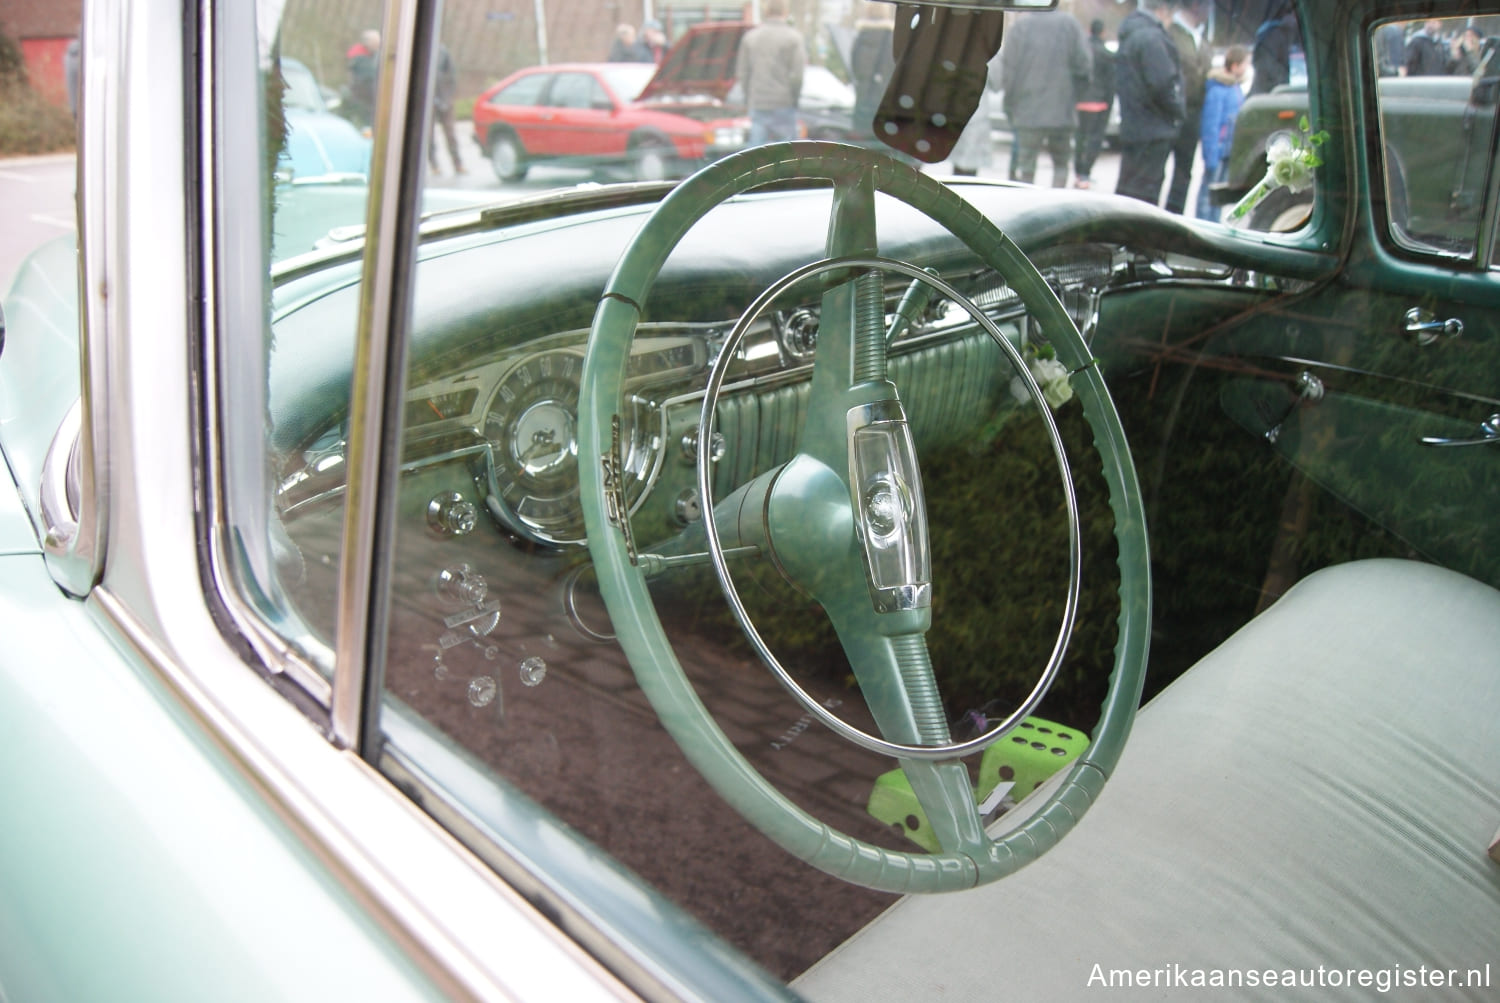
top-left (636, 22), bottom-right (747, 103)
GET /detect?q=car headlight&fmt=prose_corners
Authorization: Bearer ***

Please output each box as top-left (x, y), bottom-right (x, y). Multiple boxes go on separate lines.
top-left (708, 125), bottom-right (747, 149)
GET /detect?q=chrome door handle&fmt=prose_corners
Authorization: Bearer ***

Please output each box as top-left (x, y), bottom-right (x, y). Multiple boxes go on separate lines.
top-left (1404, 307), bottom-right (1463, 345)
top-left (1421, 413), bottom-right (1500, 447)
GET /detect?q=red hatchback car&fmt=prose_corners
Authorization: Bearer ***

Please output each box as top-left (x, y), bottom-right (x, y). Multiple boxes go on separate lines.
top-left (472, 59), bottom-right (750, 183)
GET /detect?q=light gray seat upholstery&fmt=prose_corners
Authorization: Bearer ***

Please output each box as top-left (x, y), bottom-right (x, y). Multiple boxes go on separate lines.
top-left (797, 560), bottom-right (1500, 1000)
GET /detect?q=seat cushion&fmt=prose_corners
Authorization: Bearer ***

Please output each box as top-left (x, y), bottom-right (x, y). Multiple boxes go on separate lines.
top-left (797, 560), bottom-right (1500, 999)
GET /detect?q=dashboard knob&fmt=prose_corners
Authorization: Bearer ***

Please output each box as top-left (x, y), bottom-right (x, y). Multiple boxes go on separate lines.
top-left (428, 492), bottom-right (478, 536)
top-left (437, 564), bottom-right (488, 605)
top-left (680, 428), bottom-right (726, 464)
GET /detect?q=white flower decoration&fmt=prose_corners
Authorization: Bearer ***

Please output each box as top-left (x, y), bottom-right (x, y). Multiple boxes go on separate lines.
top-left (1009, 355), bottom-right (1074, 409)
top-left (1226, 121), bottom-right (1329, 225)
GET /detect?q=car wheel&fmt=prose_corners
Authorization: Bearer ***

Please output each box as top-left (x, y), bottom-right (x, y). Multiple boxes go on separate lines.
top-left (488, 130), bottom-right (528, 182)
top-left (630, 139), bottom-right (672, 183)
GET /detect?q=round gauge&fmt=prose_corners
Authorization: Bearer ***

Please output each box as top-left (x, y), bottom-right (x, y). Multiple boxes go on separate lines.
top-left (480, 350), bottom-right (662, 546)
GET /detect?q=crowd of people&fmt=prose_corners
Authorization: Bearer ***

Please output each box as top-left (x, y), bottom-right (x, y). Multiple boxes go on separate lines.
top-left (944, 0), bottom-right (1249, 219)
top-left (332, 4), bottom-right (1488, 216)
top-left (1378, 18), bottom-right (1486, 77)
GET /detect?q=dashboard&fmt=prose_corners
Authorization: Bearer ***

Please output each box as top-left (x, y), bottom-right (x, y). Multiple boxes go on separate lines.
top-left (266, 180), bottom-right (1268, 680)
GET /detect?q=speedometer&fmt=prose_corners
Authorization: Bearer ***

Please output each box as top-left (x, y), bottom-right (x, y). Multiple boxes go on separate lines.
top-left (479, 349), bottom-right (663, 546)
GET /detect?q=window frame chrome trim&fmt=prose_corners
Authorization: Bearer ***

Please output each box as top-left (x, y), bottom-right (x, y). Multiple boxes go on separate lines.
top-left (330, 0), bottom-right (444, 758)
top-left (52, 0), bottom-right (116, 598)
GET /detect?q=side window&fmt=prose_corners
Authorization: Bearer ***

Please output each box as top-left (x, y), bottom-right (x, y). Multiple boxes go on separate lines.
top-left (1209, 4), bottom-right (1318, 231)
top-left (1371, 16), bottom-right (1499, 260)
top-left (550, 72), bottom-right (595, 110)
top-left (215, 1), bottom-right (387, 691)
top-left (494, 72), bottom-right (547, 107)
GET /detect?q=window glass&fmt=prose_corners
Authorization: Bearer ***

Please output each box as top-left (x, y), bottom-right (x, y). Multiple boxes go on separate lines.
top-left (549, 72), bottom-right (596, 110)
top-left (1372, 15), bottom-right (1500, 259)
top-left (359, 4), bottom-right (1101, 986)
top-left (218, 0), bottom-right (386, 689)
top-left (493, 72), bottom-right (547, 107)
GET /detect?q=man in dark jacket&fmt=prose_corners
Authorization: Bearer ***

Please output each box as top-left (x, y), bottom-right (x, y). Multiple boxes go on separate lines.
top-left (1249, 4), bottom-right (1300, 95)
top-left (1114, 0), bottom-right (1184, 204)
top-left (1074, 20), bottom-right (1116, 188)
top-left (1164, 0), bottom-right (1212, 214)
top-left (1405, 19), bottom-right (1450, 76)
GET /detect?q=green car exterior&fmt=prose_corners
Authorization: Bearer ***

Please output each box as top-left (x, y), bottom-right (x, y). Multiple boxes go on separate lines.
top-left (0, 1), bottom-right (1497, 1001)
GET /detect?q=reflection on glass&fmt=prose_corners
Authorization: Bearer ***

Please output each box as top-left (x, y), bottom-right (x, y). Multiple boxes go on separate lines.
top-left (1371, 16), bottom-right (1500, 259)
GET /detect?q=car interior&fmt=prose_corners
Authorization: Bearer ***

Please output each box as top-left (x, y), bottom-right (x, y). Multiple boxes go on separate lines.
top-left (240, 0), bottom-right (1500, 995)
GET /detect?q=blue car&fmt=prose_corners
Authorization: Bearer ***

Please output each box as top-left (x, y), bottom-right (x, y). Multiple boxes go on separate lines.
top-left (278, 57), bottom-right (372, 181)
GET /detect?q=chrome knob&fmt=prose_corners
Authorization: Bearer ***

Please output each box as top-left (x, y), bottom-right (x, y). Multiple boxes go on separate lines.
top-left (427, 492), bottom-right (477, 536)
top-left (680, 428), bottom-right (726, 464)
top-left (437, 564), bottom-right (488, 605)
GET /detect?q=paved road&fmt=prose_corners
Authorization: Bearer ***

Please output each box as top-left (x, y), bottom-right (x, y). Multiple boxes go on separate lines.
top-left (0, 154), bottom-right (77, 292)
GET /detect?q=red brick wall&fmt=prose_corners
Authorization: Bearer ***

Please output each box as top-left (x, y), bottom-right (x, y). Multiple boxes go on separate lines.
top-left (0, 0), bottom-right (81, 105)
top-left (19, 35), bottom-right (70, 105)
top-left (0, 0), bottom-right (82, 40)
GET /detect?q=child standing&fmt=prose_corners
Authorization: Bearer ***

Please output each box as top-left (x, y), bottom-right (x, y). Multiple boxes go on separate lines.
top-left (1197, 45), bottom-right (1250, 220)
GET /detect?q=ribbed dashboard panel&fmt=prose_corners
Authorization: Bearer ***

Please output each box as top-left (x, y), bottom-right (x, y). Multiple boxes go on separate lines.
top-left (712, 330), bottom-right (1007, 497)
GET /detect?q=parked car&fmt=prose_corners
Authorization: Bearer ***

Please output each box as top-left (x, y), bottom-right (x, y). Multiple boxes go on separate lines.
top-left (2, 0), bottom-right (1498, 1000)
top-left (473, 25), bottom-right (861, 183)
top-left (1219, 34), bottom-right (1498, 237)
top-left (472, 60), bottom-right (747, 182)
top-left (278, 56), bottom-right (372, 181)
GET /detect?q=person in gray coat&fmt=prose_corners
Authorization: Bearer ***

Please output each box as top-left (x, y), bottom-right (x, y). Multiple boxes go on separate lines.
top-left (1000, 9), bottom-right (1091, 186)
top-left (1114, 0), bottom-right (1185, 204)
top-left (734, 0), bottom-right (806, 146)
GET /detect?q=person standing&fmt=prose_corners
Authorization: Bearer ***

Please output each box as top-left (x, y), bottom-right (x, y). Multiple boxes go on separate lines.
top-left (734, 0), bottom-right (805, 146)
top-left (1405, 19), bottom-right (1450, 76)
top-left (1164, 0), bottom-right (1212, 214)
top-left (950, 53), bottom-right (1001, 176)
top-left (1249, 3), bottom-right (1300, 95)
top-left (1376, 21), bottom-right (1407, 76)
top-left (639, 20), bottom-right (669, 64)
top-left (1074, 19), bottom-right (1116, 189)
top-left (1449, 26), bottom-right (1482, 75)
top-left (429, 44), bottom-right (466, 175)
top-left (609, 24), bottom-right (650, 62)
top-left (1000, 8), bottom-right (1091, 187)
top-left (850, 2), bottom-right (897, 143)
top-left (1196, 44), bottom-right (1248, 219)
top-left (344, 29), bottom-right (380, 131)
top-left (1114, 0), bottom-right (1184, 205)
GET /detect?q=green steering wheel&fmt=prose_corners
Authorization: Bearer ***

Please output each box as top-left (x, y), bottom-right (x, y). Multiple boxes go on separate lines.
top-left (579, 142), bottom-right (1150, 893)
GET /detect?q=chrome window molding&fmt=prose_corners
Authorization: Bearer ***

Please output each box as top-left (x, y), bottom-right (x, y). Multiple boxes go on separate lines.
top-left (330, 0), bottom-right (445, 758)
top-left (198, 0), bottom-right (338, 705)
top-left (49, 0), bottom-right (118, 598)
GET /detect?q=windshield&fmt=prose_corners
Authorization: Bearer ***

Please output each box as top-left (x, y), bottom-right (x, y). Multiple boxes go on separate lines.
top-left (266, 0), bottom-right (1316, 270)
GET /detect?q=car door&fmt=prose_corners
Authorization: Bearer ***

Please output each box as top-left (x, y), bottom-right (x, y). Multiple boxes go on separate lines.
top-left (494, 69), bottom-right (557, 154)
top-left (1207, 7), bottom-right (1500, 590)
top-left (543, 70), bottom-right (625, 160)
